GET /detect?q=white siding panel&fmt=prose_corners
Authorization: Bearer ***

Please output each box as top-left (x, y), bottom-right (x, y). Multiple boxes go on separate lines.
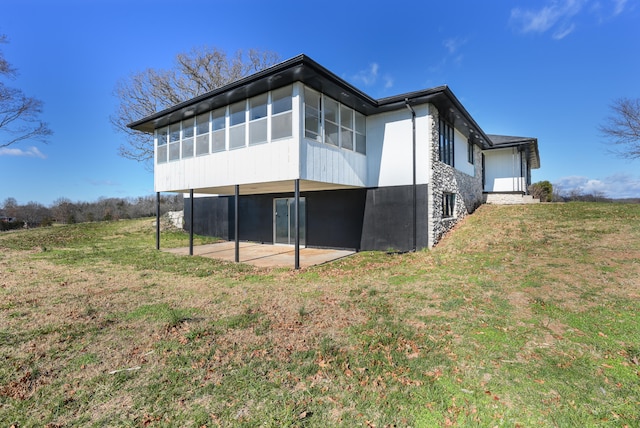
top-left (155, 138), bottom-right (299, 192)
top-left (484, 148), bottom-right (525, 192)
top-left (300, 139), bottom-right (366, 187)
top-left (454, 130), bottom-right (475, 176)
top-left (367, 105), bottom-right (430, 187)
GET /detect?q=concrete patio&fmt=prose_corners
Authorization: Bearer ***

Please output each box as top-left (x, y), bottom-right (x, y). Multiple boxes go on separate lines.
top-left (163, 241), bottom-right (355, 268)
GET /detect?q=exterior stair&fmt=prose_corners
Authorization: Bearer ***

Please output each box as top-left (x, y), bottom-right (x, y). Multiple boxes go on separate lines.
top-left (484, 193), bottom-right (540, 205)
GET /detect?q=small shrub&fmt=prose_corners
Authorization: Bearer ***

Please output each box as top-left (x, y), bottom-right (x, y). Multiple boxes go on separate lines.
top-left (529, 180), bottom-right (553, 202)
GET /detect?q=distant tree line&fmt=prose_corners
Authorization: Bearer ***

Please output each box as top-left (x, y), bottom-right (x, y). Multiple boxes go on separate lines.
top-left (0, 194), bottom-right (183, 230)
top-left (528, 180), bottom-right (639, 204)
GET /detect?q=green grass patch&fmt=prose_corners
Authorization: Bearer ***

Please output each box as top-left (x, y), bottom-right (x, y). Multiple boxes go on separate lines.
top-left (1, 204), bottom-right (639, 426)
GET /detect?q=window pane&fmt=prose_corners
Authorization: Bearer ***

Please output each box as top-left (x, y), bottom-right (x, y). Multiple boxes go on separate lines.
top-left (196, 134), bottom-right (209, 156)
top-left (355, 112), bottom-right (366, 133)
top-left (249, 118), bottom-right (267, 145)
top-left (340, 105), bottom-right (353, 129)
top-left (249, 94), bottom-right (267, 120)
top-left (272, 111), bottom-right (292, 140)
top-left (169, 142), bottom-right (180, 161)
top-left (182, 137), bottom-right (194, 158)
top-left (325, 121), bottom-right (339, 146)
top-left (157, 127), bottom-right (168, 146)
top-left (183, 118), bottom-right (194, 139)
top-left (212, 108), bottom-right (225, 131)
top-left (230, 101), bottom-right (246, 126)
top-left (196, 112), bottom-right (209, 135)
top-left (169, 123), bottom-right (180, 143)
top-left (304, 88), bottom-right (321, 141)
top-left (324, 97), bottom-right (338, 123)
top-left (212, 129), bottom-right (225, 152)
top-left (305, 106), bottom-right (320, 141)
top-left (341, 126), bottom-right (353, 150)
top-left (157, 145), bottom-right (167, 163)
top-left (229, 124), bottom-right (245, 149)
top-left (272, 86), bottom-right (292, 114)
top-left (356, 133), bottom-right (366, 154)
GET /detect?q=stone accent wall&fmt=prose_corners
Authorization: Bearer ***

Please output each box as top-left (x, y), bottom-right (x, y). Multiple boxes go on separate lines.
top-left (429, 106), bottom-right (484, 246)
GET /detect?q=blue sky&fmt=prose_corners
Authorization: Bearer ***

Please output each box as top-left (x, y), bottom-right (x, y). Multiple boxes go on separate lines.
top-left (1, 0), bottom-right (639, 205)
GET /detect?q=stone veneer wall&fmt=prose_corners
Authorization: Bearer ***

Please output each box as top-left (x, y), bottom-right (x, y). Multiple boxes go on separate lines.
top-left (429, 105), bottom-right (484, 246)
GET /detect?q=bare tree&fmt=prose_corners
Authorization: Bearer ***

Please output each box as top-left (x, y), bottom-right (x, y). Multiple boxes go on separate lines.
top-left (600, 97), bottom-right (640, 159)
top-left (0, 35), bottom-right (52, 148)
top-left (111, 47), bottom-right (280, 166)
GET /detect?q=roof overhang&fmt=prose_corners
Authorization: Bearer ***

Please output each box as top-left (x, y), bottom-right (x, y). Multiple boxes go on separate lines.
top-left (127, 54), bottom-right (493, 149)
top-left (486, 134), bottom-right (540, 169)
top-left (163, 179), bottom-right (362, 196)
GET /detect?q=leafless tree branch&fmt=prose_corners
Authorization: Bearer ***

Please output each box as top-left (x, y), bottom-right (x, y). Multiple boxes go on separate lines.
top-left (111, 47), bottom-right (280, 165)
top-left (599, 97), bottom-right (640, 159)
top-left (0, 35), bottom-right (52, 148)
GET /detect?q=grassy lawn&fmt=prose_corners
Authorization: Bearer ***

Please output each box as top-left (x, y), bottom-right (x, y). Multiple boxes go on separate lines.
top-left (0, 202), bottom-right (638, 427)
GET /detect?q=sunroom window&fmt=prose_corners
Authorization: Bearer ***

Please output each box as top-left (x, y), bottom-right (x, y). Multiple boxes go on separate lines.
top-left (168, 123), bottom-right (181, 161)
top-left (304, 88), bottom-right (321, 142)
top-left (211, 107), bottom-right (226, 152)
top-left (229, 101), bottom-right (246, 149)
top-left (355, 112), bottom-right (366, 154)
top-left (271, 86), bottom-right (292, 140)
top-left (249, 94), bottom-right (268, 146)
top-left (181, 117), bottom-right (195, 159)
top-left (324, 98), bottom-right (339, 146)
top-left (156, 127), bottom-right (168, 164)
top-left (340, 105), bottom-right (354, 150)
top-left (195, 112), bottom-right (210, 156)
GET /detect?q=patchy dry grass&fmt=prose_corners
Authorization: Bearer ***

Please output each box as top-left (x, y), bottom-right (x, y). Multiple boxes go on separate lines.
top-left (1, 203), bottom-right (639, 427)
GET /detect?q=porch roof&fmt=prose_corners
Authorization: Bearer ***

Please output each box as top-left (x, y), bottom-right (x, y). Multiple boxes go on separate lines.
top-left (487, 134), bottom-right (540, 169)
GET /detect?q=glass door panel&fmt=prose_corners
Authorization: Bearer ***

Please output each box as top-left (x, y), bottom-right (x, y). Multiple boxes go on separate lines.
top-left (274, 198), bottom-right (289, 244)
top-left (274, 197), bottom-right (306, 245)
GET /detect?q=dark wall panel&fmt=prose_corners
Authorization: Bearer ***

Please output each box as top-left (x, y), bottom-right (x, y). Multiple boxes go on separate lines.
top-left (360, 184), bottom-right (428, 252)
top-left (305, 189), bottom-right (367, 250)
top-left (185, 196), bottom-right (231, 240)
top-left (185, 184), bottom-right (428, 252)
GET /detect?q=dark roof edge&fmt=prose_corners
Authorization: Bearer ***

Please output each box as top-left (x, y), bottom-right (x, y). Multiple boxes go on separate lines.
top-left (126, 55), bottom-right (494, 150)
top-left (127, 54), bottom-right (379, 130)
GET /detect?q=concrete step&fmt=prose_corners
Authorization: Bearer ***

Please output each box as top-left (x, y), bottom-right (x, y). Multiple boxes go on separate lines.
top-left (484, 193), bottom-right (540, 205)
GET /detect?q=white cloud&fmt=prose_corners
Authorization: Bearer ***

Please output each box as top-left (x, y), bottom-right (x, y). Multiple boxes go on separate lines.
top-left (553, 23), bottom-right (577, 39)
top-left (383, 75), bottom-right (394, 89)
top-left (554, 173), bottom-right (640, 198)
top-left (351, 62), bottom-right (394, 91)
top-left (0, 146), bottom-right (47, 159)
top-left (511, 0), bottom-right (629, 38)
top-left (352, 63), bottom-right (379, 86)
top-left (612, 0), bottom-right (628, 15)
top-left (443, 37), bottom-right (467, 54)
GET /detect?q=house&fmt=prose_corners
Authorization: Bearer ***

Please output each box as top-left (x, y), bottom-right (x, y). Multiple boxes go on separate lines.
top-left (128, 54), bottom-right (540, 266)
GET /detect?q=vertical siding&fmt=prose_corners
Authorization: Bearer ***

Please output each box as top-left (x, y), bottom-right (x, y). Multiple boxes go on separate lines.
top-left (483, 147), bottom-right (525, 192)
top-left (155, 138), bottom-right (299, 192)
top-left (454, 129), bottom-right (475, 176)
top-left (366, 105), bottom-right (431, 188)
top-left (300, 140), bottom-right (367, 186)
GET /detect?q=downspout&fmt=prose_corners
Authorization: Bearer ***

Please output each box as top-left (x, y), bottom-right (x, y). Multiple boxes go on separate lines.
top-left (520, 147), bottom-right (525, 193)
top-left (405, 99), bottom-right (417, 252)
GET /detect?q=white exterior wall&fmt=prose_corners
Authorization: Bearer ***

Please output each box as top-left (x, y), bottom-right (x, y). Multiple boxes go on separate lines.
top-left (154, 89), bottom-right (439, 193)
top-left (366, 105), bottom-right (431, 187)
top-left (155, 138), bottom-right (300, 192)
top-left (454, 130), bottom-right (475, 176)
top-left (483, 147), bottom-right (525, 192)
top-left (300, 140), bottom-right (367, 186)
